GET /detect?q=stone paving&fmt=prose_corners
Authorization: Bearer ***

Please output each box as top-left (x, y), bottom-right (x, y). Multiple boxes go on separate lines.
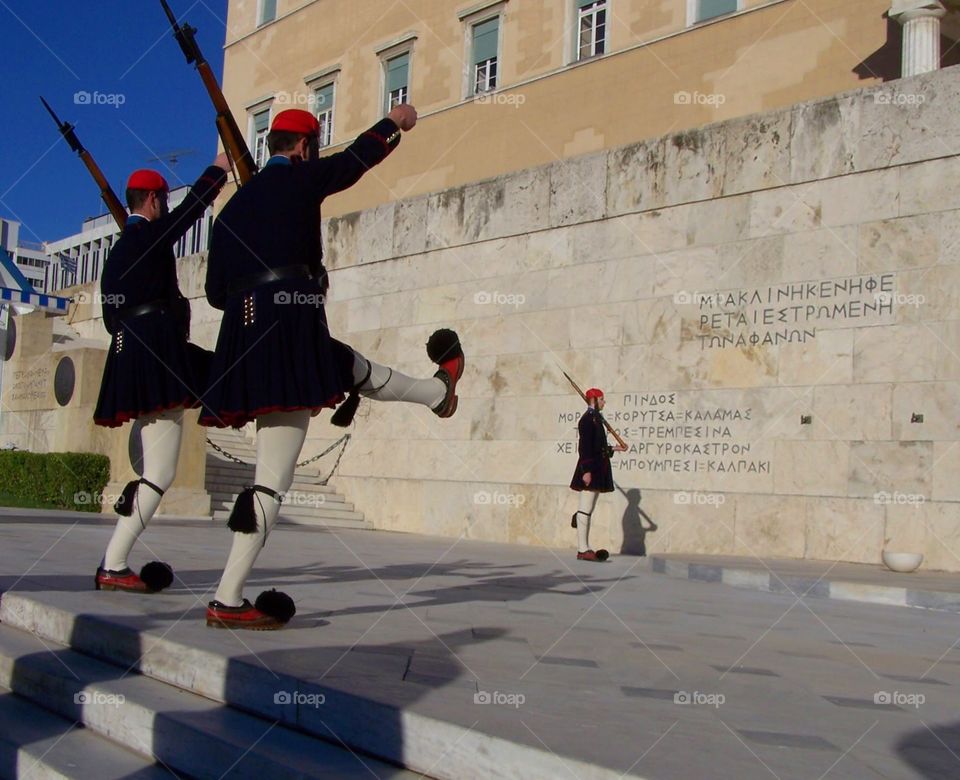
top-left (649, 553), bottom-right (960, 612)
top-left (0, 516), bottom-right (959, 779)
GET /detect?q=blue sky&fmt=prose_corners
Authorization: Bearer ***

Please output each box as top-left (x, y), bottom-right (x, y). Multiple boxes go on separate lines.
top-left (0, 0), bottom-right (230, 244)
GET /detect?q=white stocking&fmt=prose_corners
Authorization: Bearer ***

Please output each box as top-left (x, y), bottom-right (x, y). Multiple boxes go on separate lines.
top-left (576, 491), bottom-right (599, 553)
top-left (102, 409), bottom-right (183, 571)
top-left (350, 349), bottom-right (445, 408)
top-left (213, 409), bottom-right (309, 607)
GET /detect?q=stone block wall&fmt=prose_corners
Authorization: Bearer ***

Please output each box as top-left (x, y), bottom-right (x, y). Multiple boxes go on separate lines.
top-left (316, 65), bottom-right (960, 570)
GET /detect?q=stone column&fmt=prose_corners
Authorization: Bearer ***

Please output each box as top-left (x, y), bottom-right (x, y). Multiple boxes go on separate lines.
top-left (890, 1), bottom-right (947, 77)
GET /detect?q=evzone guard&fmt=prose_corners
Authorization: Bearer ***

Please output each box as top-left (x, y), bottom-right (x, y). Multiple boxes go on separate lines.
top-left (200, 105), bottom-right (464, 630)
top-left (570, 387), bottom-right (627, 562)
top-left (93, 156), bottom-right (230, 592)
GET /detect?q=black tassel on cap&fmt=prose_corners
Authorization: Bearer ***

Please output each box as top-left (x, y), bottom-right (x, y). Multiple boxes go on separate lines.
top-left (114, 480), bottom-right (140, 516)
top-left (140, 561), bottom-right (174, 592)
top-left (255, 589), bottom-right (296, 623)
top-left (330, 391), bottom-right (361, 427)
top-left (227, 487), bottom-right (259, 533)
top-left (426, 328), bottom-right (462, 365)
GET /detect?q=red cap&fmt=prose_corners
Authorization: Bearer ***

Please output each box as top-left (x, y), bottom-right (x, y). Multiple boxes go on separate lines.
top-left (126, 169), bottom-right (168, 192)
top-left (271, 109), bottom-right (320, 136)
top-left (585, 388), bottom-right (604, 401)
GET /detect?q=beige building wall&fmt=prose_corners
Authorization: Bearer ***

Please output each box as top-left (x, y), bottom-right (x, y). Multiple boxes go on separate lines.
top-left (218, 0), bottom-right (911, 217)
top-left (310, 65), bottom-right (960, 572)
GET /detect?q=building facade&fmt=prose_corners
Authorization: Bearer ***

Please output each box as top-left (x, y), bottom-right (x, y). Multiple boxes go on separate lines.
top-left (5, 3), bottom-right (959, 570)
top-left (219, 0), bottom-right (959, 219)
top-left (44, 186), bottom-right (215, 293)
top-left (1, 219), bottom-right (51, 294)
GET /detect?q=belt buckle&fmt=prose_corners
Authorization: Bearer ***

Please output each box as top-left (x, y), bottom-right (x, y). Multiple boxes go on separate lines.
top-left (243, 294), bottom-right (256, 327)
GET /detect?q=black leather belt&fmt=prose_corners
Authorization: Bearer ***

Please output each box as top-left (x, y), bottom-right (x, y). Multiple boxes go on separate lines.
top-left (228, 264), bottom-right (313, 296)
top-left (118, 300), bottom-right (168, 320)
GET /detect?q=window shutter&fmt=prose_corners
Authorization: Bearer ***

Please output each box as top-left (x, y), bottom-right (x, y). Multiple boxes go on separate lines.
top-left (387, 53), bottom-right (409, 93)
top-left (698, 0), bottom-right (737, 21)
top-left (472, 17), bottom-right (499, 64)
top-left (314, 83), bottom-right (334, 113)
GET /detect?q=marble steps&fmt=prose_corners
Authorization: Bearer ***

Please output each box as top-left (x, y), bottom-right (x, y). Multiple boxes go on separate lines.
top-left (0, 689), bottom-right (170, 780)
top-left (204, 469), bottom-right (341, 495)
top-left (210, 508), bottom-right (372, 530)
top-left (0, 620), bottom-right (419, 780)
top-left (0, 591), bottom-right (639, 780)
top-left (208, 487), bottom-right (371, 529)
top-left (205, 435), bottom-right (370, 530)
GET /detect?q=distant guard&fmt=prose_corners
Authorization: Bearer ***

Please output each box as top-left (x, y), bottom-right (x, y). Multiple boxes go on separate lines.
top-left (570, 387), bottom-right (626, 562)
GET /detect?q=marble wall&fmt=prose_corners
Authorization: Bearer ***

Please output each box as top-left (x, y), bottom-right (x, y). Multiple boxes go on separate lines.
top-left (317, 65), bottom-right (960, 571)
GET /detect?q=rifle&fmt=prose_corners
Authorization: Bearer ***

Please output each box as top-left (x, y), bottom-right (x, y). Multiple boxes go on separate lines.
top-left (561, 369), bottom-right (629, 450)
top-left (160, 0), bottom-right (257, 185)
top-left (41, 97), bottom-right (127, 230)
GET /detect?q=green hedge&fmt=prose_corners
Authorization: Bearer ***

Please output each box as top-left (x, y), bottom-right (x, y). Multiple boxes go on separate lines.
top-left (0, 451), bottom-right (111, 512)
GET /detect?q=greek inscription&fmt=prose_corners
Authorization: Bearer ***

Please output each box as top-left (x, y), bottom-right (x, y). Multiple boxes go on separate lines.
top-left (692, 274), bottom-right (897, 350)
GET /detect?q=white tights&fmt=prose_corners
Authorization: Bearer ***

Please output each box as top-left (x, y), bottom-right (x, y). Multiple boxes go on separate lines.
top-left (575, 491), bottom-right (599, 553)
top-left (213, 348), bottom-right (446, 607)
top-left (351, 350), bottom-right (446, 408)
top-left (213, 410), bottom-right (308, 606)
top-left (102, 409), bottom-right (183, 572)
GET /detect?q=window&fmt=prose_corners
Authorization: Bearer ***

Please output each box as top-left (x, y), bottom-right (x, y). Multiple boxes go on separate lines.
top-left (385, 52), bottom-right (410, 111)
top-left (577, 0), bottom-right (607, 60)
top-left (251, 109), bottom-right (270, 167)
top-left (258, 0), bottom-right (277, 26)
top-left (693, 0), bottom-right (738, 23)
top-left (314, 83), bottom-right (335, 148)
top-left (471, 17), bottom-right (500, 94)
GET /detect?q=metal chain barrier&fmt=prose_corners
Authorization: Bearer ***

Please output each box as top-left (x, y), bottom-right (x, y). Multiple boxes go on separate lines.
top-left (298, 434), bottom-right (351, 485)
top-left (205, 433), bottom-right (351, 485)
top-left (205, 438), bottom-right (247, 465)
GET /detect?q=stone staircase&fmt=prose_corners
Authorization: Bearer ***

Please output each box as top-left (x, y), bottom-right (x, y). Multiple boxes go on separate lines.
top-left (205, 426), bottom-right (371, 531)
top-left (0, 600), bottom-right (421, 779)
